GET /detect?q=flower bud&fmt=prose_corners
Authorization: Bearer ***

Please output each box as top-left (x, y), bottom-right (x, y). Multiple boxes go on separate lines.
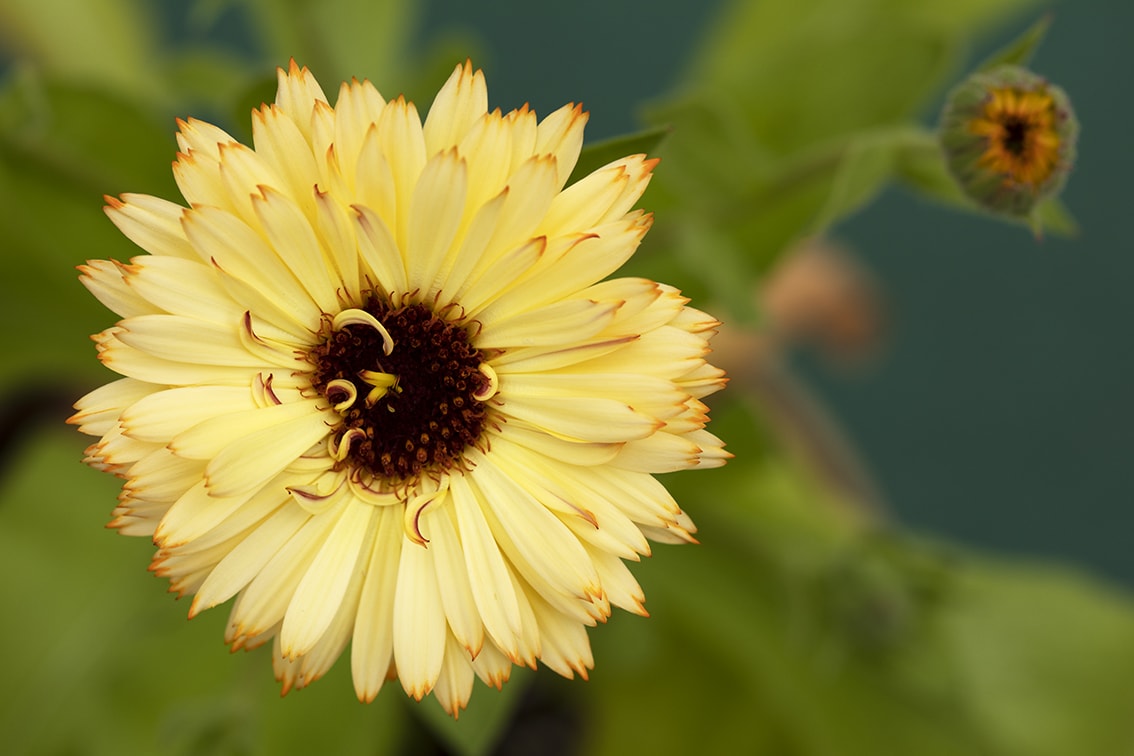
top-left (939, 65), bottom-right (1077, 217)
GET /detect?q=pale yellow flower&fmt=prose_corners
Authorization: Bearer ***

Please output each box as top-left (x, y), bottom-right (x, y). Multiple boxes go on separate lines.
top-left (70, 60), bottom-right (728, 716)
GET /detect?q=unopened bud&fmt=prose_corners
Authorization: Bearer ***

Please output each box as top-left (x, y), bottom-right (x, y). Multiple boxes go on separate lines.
top-left (939, 65), bottom-right (1077, 217)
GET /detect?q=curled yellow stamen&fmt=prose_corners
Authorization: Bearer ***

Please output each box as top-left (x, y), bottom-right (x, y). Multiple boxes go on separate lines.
top-left (329, 427), bottom-right (367, 462)
top-left (358, 369), bottom-right (399, 407)
top-left (403, 478), bottom-right (450, 546)
top-left (325, 378), bottom-right (358, 412)
top-left (473, 363), bottom-right (499, 402)
top-left (332, 308), bottom-right (395, 355)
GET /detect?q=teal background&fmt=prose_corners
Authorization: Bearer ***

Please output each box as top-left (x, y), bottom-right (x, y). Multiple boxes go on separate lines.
top-left (414, 0), bottom-right (1134, 582)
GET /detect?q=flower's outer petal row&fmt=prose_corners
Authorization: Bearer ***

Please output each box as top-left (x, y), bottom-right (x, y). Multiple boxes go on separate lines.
top-left (424, 61), bottom-right (489, 156)
top-left (79, 259), bottom-right (161, 319)
top-left (70, 378), bottom-right (156, 436)
top-left (104, 193), bottom-right (197, 259)
top-left (274, 59), bottom-right (330, 144)
top-left (352, 505), bottom-right (403, 702)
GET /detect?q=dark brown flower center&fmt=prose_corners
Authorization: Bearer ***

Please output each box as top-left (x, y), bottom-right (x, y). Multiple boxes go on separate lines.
top-left (308, 297), bottom-right (492, 481)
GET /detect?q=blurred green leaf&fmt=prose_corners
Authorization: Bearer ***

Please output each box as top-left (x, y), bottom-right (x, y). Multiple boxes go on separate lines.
top-left (567, 126), bottom-right (670, 186)
top-left (643, 0), bottom-right (1045, 316)
top-left (0, 0), bottom-right (167, 103)
top-left (1031, 197), bottom-right (1080, 238)
top-left (0, 429), bottom-right (407, 754)
top-left (978, 13), bottom-right (1053, 71)
top-left (941, 562), bottom-right (1134, 756)
top-left (238, 0), bottom-right (417, 85)
top-left (412, 670), bottom-right (531, 756)
top-left (0, 70), bottom-right (178, 388)
top-left (580, 441), bottom-right (1134, 756)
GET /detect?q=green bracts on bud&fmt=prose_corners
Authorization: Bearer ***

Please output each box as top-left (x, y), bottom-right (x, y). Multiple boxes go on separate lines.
top-left (939, 65), bottom-right (1077, 218)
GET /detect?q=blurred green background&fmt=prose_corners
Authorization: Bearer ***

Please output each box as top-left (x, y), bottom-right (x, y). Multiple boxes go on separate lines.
top-left (2, 0), bottom-right (1133, 754)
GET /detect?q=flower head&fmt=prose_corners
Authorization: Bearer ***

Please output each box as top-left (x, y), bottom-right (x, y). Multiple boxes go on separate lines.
top-left (69, 60), bottom-right (728, 715)
top-left (940, 64), bottom-right (1077, 217)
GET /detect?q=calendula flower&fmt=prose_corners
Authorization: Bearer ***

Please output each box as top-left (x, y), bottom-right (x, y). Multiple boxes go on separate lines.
top-left (939, 64), bottom-right (1077, 217)
top-left (69, 60), bottom-right (728, 716)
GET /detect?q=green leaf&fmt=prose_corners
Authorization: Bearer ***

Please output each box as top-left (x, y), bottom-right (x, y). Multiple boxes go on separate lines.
top-left (238, 0), bottom-right (417, 85)
top-left (1030, 196), bottom-right (1080, 238)
top-left (977, 13), bottom-right (1053, 71)
top-left (410, 669), bottom-right (530, 756)
top-left (0, 0), bottom-right (167, 103)
top-left (566, 125), bottom-right (671, 186)
top-left (811, 128), bottom-right (932, 232)
top-left (0, 429), bottom-right (408, 755)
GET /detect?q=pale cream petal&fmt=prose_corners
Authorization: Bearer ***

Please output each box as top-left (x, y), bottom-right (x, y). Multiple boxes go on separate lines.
top-left (189, 498), bottom-right (303, 619)
top-left (475, 297), bottom-right (619, 349)
top-left (454, 235), bottom-right (545, 316)
top-left (181, 205), bottom-right (322, 329)
top-left (481, 216), bottom-right (652, 321)
top-left (498, 393), bottom-right (659, 444)
top-left (525, 587), bottom-right (594, 680)
top-left (69, 377), bottom-right (156, 436)
top-left (204, 406), bottom-right (335, 497)
top-left (685, 428), bottom-right (732, 468)
top-left (172, 149), bottom-right (226, 214)
top-left (405, 149), bottom-right (468, 296)
top-left (587, 545), bottom-right (647, 615)
top-left (78, 259), bottom-right (159, 319)
top-left (431, 189), bottom-right (506, 307)
top-left (227, 507), bottom-right (339, 638)
top-left (115, 314), bottom-right (300, 370)
top-left (376, 96), bottom-right (427, 251)
top-left (456, 110), bottom-right (513, 216)
top-left (423, 61), bottom-right (488, 156)
top-left (538, 155), bottom-right (657, 239)
top-left (501, 371), bottom-right (684, 415)
top-left (333, 77), bottom-right (387, 187)
top-left (274, 527), bottom-right (370, 693)
top-left (503, 104), bottom-right (538, 175)
top-left (477, 155), bottom-right (559, 267)
top-left (126, 255), bottom-right (244, 324)
top-left (104, 193), bottom-right (195, 259)
top-left (490, 425), bottom-right (621, 467)
top-left (420, 503), bottom-right (484, 656)
top-left (432, 632), bottom-right (475, 718)
top-left (534, 102), bottom-right (588, 188)
top-left (169, 399), bottom-right (323, 459)
top-left (469, 454), bottom-right (601, 605)
top-left (216, 143), bottom-right (287, 228)
top-left (251, 103), bottom-right (319, 216)
top-left (609, 431), bottom-right (704, 473)
top-left (487, 436), bottom-right (650, 559)
top-left (274, 59), bottom-right (330, 143)
top-left (93, 328), bottom-right (250, 386)
top-left (122, 443), bottom-right (201, 490)
top-left (175, 116), bottom-right (236, 158)
top-left (251, 185), bottom-right (340, 313)
top-left (314, 187), bottom-right (362, 302)
top-left (469, 639), bottom-right (513, 689)
top-left (353, 124), bottom-right (397, 230)
top-left (353, 203), bottom-right (407, 298)
top-left (154, 479), bottom-right (257, 548)
top-left (280, 501), bottom-right (374, 658)
top-left (352, 505), bottom-right (403, 702)
top-left (448, 473), bottom-right (522, 657)
top-left (120, 385), bottom-right (256, 443)
top-left (393, 538), bottom-right (446, 700)
top-left (178, 469), bottom-right (302, 555)
top-left (487, 335), bottom-right (636, 373)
